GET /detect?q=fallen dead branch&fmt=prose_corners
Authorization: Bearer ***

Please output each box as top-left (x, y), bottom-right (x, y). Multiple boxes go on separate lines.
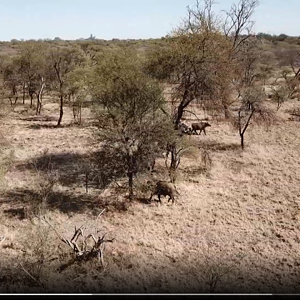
top-left (39, 211), bottom-right (114, 272)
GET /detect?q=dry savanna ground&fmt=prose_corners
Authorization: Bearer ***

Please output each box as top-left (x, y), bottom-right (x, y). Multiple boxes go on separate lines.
top-left (0, 96), bottom-right (300, 294)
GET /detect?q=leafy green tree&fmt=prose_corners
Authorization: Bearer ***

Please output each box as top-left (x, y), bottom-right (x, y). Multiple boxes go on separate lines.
top-left (144, 0), bottom-right (259, 127)
top-left (17, 42), bottom-right (51, 113)
top-left (2, 57), bottom-right (23, 107)
top-left (65, 66), bottom-right (91, 124)
top-left (145, 22), bottom-right (233, 127)
top-left (143, 0), bottom-right (260, 176)
top-left (90, 49), bottom-right (175, 200)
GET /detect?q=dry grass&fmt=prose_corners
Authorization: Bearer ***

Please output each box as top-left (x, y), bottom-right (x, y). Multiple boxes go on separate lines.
top-left (0, 97), bottom-right (300, 293)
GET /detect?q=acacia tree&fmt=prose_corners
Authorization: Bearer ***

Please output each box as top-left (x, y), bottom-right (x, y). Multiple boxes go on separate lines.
top-left (233, 86), bottom-right (274, 149)
top-left (2, 57), bottom-right (23, 107)
top-left (275, 49), bottom-right (300, 100)
top-left (222, 0), bottom-right (259, 51)
top-left (144, 0), bottom-right (259, 177)
top-left (270, 84), bottom-right (289, 111)
top-left (78, 41), bottom-right (103, 64)
top-left (65, 66), bottom-right (91, 124)
top-left (145, 0), bottom-right (259, 127)
top-left (165, 135), bottom-right (197, 183)
top-left (256, 50), bottom-right (276, 87)
top-left (48, 47), bottom-right (86, 126)
top-left (145, 3), bottom-right (233, 128)
top-left (17, 42), bottom-right (51, 113)
top-left (90, 49), bottom-right (175, 200)
top-left (231, 38), bottom-right (264, 97)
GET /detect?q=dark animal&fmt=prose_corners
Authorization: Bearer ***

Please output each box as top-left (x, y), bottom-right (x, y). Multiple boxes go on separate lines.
top-left (178, 122), bottom-right (192, 136)
top-left (149, 181), bottom-right (180, 204)
top-left (191, 122), bottom-right (211, 135)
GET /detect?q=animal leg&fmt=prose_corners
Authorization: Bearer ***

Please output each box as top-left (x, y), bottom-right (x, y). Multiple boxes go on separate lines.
top-left (148, 193), bottom-right (153, 203)
top-left (158, 194), bottom-right (162, 204)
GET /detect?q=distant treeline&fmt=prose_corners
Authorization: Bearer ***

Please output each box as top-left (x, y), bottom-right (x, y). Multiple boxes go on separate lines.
top-left (2, 32), bottom-right (300, 47)
top-left (4, 36), bottom-right (163, 45)
top-left (256, 32), bottom-right (300, 45)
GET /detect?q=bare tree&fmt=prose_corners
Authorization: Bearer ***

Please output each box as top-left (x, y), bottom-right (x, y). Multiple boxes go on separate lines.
top-left (223, 0), bottom-right (259, 51)
top-left (232, 86), bottom-right (274, 149)
top-left (165, 136), bottom-right (197, 183)
top-left (270, 84), bottom-right (289, 111)
top-left (48, 47), bottom-right (86, 126)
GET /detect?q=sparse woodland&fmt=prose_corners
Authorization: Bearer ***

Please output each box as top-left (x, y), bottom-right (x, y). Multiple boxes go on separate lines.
top-left (0, 0), bottom-right (300, 293)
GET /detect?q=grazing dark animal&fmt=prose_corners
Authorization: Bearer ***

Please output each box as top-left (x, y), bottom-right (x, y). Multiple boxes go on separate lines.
top-left (149, 181), bottom-right (180, 204)
top-left (191, 122), bottom-right (211, 135)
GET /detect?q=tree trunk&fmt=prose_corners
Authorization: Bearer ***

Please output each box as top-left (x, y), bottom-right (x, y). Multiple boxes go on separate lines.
top-left (240, 133), bottom-right (244, 150)
top-left (85, 172), bottom-right (89, 194)
top-left (36, 94), bottom-right (41, 115)
top-left (224, 106), bottom-right (230, 119)
top-left (37, 81), bottom-right (45, 114)
top-left (128, 172), bottom-right (133, 201)
top-left (22, 83), bottom-right (26, 105)
top-left (127, 154), bottom-right (134, 201)
top-left (166, 142), bottom-right (178, 183)
top-left (175, 89), bottom-right (191, 129)
top-left (170, 149), bottom-right (177, 183)
top-left (79, 103), bottom-right (82, 125)
top-left (13, 97), bottom-right (18, 106)
top-left (175, 102), bottom-right (185, 129)
top-left (78, 103), bottom-right (81, 125)
top-left (30, 93), bottom-right (34, 108)
top-left (57, 95), bottom-right (64, 126)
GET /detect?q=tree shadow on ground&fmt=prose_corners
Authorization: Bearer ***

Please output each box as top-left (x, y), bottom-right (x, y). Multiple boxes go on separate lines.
top-left (20, 115), bottom-right (58, 122)
top-left (16, 152), bottom-right (91, 187)
top-left (197, 140), bottom-right (241, 152)
top-left (15, 149), bottom-right (126, 190)
top-left (7, 148), bottom-right (134, 216)
top-left (182, 165), bottom-right (208, 177)
top-left (1, 187), bottom-right (129, 218)
top-left (26, 123), bottom-right (82, 130)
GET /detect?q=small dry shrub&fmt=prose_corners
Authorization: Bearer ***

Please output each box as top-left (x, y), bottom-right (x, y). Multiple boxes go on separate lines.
top-left (200, 149), bottom-right (212, 177)
top-left (17, 217), bottom-right (60, 291)
top-left (286, 106), bottom-right (300, 121)
top-left (195, 245), bottom-right (246, 293)
top-left (24, 156), bottom-right (60, 218)
top-left (0, 149), bottom-right (14, 187)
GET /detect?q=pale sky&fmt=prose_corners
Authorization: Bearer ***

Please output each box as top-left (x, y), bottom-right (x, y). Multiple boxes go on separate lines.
top-left (0, 0), bottom-right (298, 41)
